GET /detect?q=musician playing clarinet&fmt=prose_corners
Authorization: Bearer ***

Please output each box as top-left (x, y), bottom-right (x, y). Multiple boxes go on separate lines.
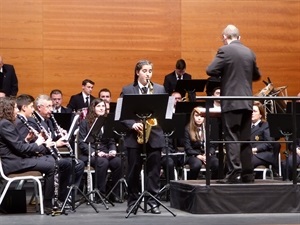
top-left (78, 98), bottom-right (122, 203)
top-left (16, 94), bottom-right (84, 209)
top-left (1, 96), bottom-right (55, 215)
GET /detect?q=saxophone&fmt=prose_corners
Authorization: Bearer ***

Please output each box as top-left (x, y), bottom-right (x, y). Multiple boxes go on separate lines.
top-left (137, 79), bottom-right (158, 144)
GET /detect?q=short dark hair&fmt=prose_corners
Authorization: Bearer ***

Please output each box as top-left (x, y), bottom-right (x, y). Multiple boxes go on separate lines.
top-left (50, 89), bottom-right (63, 96)
top-left (16, 94), bottom-right (35, 111)
top-left (98, 88), bottom-right (111, 96)
top-left (82, 79), bottom-right (95, 86)
top-left (176, 59), bottom-right (186, 70)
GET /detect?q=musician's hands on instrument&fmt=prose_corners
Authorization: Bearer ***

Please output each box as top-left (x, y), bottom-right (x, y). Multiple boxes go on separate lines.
top-left (132, 122), bottom-right (143, 132)
top-left (25, 131), bottom-right (35, 143)
top-left (56, 137), bottom-right (68, 147)
top-left (98, 151), bottom-right (107, 157)
top-left (108, 150), bottom-right (117, 157)
top-left (45, 138), bottom-right (56, 148)
top-left (34, 134), bottom-right (46, 146)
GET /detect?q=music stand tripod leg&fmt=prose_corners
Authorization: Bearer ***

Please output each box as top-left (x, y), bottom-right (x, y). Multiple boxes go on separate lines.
top-left (106, 132), bottom-right (128, 202)
top-left (59, 155), bottom-right (99, 214)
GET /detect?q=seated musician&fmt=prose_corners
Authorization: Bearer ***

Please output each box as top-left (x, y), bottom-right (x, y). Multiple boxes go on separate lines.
top-left (1, 97), bottom-right (56, 214)
top-left (281, 139), bottom-right (300, 181)
top-left (161, 91), bottom-right (185, 181)
top-left (184, 107), bottom-right (219, 179)
top-left (17, 94), bottom-right (85, 209)
top-left (251, 101), bottom-right (278, 177)
top-left (78, 98), bottom-right (122, 203)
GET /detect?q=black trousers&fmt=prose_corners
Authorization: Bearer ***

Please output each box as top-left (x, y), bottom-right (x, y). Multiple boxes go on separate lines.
top-left (57, 157), bottom-right (85, 201)
top-left (222, 110), bottom-right (253, 180)
top-left (30, 155), bottom-right (56, 207)
top-left (126, 145), bottom-right (161, 206)
top-left (91, 156), bottom-right (122, 194)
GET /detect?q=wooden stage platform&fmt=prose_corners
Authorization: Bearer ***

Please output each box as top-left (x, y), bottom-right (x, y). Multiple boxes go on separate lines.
top-left (170, 179), bottom-right (300, 214)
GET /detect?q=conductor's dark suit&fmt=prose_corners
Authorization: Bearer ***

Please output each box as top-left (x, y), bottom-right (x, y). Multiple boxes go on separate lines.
top-left (1, 118), bottom-right (55, 205)
top-left (206, 40), bottom-right (261, 182)
top-left (0, 64), bottom-right (18, 96)
top-left (120, 82), bottom-right (166, 207)
top-left (251, 121), bottom-right (275, 167)
top-left (163, 71), bottom-right (191, 96)
top-left (67, 93), bottom-right (96, 112)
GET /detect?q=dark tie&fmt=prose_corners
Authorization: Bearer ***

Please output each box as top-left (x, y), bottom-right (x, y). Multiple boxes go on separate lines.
top-left (142, 87), bottom-right (148, 94)
top-left (251, 124), bottom-right (255, 128)
top-left (85, 96), bottom-right (89, 107)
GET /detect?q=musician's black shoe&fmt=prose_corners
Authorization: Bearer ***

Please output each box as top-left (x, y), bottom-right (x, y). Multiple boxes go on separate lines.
top-left (44, 207), bottom-right (53, 215)
top-left (217, 176), bottom-right (242, 184)
top-left (148, 203), bottom-right (161, 214)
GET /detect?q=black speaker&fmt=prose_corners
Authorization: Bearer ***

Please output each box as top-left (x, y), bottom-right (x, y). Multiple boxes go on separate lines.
top-left (0, 190), bottom-right (27, 213)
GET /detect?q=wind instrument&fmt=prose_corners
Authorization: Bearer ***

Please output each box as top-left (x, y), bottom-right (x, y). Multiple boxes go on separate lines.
top-left (32, 111), bottom-right (61, 160)
top-left (136, 79), bottom-right (158, 144)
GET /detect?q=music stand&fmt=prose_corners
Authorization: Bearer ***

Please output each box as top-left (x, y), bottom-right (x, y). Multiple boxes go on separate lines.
top-left (158, 113), bottom-right (186, 201)
top-left (103, 113), bottom-right (128, 202)
top-left (116, 94), bottom-right (176, 218)
top-left (175, 79), bottom-right (207, 102)
top-left (53, 113), bottom-right (73, 131)
top-left (83, 116), bottom-right (113, 209)
top-left (267, 113), bottom-right (300, 182)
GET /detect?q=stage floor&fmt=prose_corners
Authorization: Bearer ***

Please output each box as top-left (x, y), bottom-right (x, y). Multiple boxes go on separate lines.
top-left (170, 179), bottom-right (300, 214)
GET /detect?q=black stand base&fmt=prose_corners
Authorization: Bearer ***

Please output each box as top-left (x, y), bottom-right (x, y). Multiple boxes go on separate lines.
top-left (158, 183), bottom-right (170, 201)
top-left (106, 178), bottom-right (128, 202)
top-left (84, 188), bottom-right (114, 209)
top-left (54, 184), bottom-right (99, 216)
top-left (125, 191), bottom-right (176, 218)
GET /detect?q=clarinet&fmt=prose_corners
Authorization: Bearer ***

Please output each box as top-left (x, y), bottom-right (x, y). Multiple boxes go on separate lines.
top-left (31, 112), bottom-right (61, 213)
top-left (49, 113), bottom-right (79, 164)
top-left (32, 111), bottom-right (61, 161)
top-left (17, 114), bottom-right (40, 137)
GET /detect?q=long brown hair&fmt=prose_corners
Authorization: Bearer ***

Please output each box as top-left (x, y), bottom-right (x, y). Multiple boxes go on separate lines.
top-left (0, 97), bottom-right (16, 122)
top-left (85, 98), bottom-right (107, 128)
top-left (187, 106), bottom-right (205, 142)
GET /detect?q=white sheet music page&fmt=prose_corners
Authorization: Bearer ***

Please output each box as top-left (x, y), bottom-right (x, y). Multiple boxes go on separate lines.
top-left (166, 96), bottom-right (175, 119)
top-left (115, 98), bottom-right (123, 121)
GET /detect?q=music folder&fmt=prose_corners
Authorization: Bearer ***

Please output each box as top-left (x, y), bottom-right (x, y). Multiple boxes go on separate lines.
top-left (175, 79), bottom-right (207, 93)
top-left (53, 113), bottom-right (73, 131)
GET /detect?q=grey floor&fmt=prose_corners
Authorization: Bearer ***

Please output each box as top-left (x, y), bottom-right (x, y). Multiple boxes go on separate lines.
top-left (1, 200), bottom-right (300, 225)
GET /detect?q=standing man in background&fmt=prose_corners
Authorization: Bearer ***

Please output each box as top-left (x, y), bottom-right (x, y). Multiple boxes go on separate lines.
top-left (206, 24), bottom-right (261, 184)
top-left (163, 59), bottom-right (192, 98)
top-left (0, 55), bottom-right (18, 97)
top-left (67, 79), bottom-right (96, 112)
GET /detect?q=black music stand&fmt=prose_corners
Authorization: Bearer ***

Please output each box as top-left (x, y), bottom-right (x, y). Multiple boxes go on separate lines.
top-left (83, 116), bottom-right (113, 210)
top-left (116, 94), bottom-right (176, 218)
top-left (158, 113), bottom-right (186, 201)
top-left (53, 115), bottom-right (98, 215)
top-left (267, 113), bottom-right (300, 182)
top-left (175, 79), bottom-right (207, 102)
top-left (103, 113), bottom-right (128, 202)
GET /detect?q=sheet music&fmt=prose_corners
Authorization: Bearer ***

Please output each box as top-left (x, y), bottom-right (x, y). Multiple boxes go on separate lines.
top-left (166, 96), bottom-right (175, 119)
top-left (114, 97), bottom-right (123, 121)
top-left (67, 114), bottom-right (80, 140)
